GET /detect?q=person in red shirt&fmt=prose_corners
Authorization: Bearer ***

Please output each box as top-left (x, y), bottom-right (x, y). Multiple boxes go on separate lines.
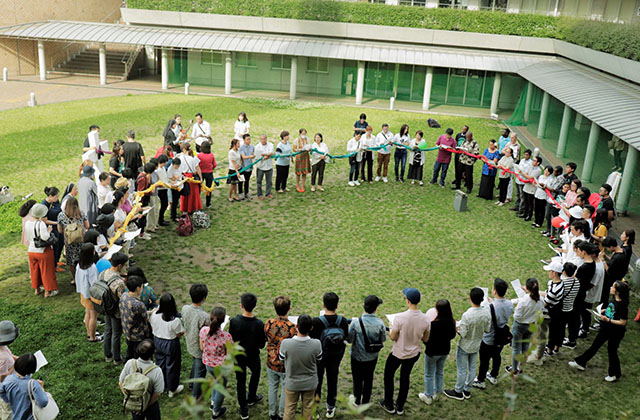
top-left (430, 128), bottom-right (457, 188)
top-left (198, 141), bottom-right (217, 208)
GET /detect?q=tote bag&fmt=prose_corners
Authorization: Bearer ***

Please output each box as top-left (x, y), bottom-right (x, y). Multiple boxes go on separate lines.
top-left (28, 379), bottom-right (59, 420)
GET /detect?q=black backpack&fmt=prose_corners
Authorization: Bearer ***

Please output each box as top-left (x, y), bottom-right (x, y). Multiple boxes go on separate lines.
top-left (89, 271), bottom-right (121, 316)
top-left (490, 304), bottom-right (513, 347)
top-left (358, 317), bottom-right (384, 353)
top-left (319, 315), bottom-right (346, 355)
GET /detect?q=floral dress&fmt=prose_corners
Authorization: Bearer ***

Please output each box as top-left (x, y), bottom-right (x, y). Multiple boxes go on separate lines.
top-left (294, 137), bottom-right (311, 175)
top-left (57, 211), bottom-right (87, 267)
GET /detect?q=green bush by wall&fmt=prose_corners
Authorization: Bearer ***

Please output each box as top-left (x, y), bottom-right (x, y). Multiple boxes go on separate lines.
top-left (127, 0), bottom-right (640, 62)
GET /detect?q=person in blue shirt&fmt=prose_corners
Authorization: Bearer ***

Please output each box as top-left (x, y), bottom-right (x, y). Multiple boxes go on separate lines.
top-left (353, 113), bottom-right (368, 135)
top-left (0, 353), bottom-right (49, 420)
top-left (498, 128), bottom-right (510, 155)
top-left (477, 140), bottom-right (501, 200)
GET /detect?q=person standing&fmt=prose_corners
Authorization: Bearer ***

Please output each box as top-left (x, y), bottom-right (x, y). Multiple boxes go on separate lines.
top-left (374, 124), bottom-right (393, 183)
top-left (360, 126), bottom-right (376, 183)
top-left (167, 158), bottom-right (183, 220)
top-left (120, 275), bottom-right (152, 362)
top-left (407, 131), bottom-right (426, 186)
top-left (452, 125), bottom-right (469, 186)
top-left (347, 295), bottom-right (385, 407)
top-left (496, 147), bottom-right (515, 206)
top-left (101, 252), bottom-right (129, 366)
top-left (347, 132), bottom-right (364, 187)
top-left (533, 165), bottom-right (555, 228)
top-left (477, 140), bottom-right (501, 200)
top-left (452, 132), bottom-right (480, 194)
top-left (254, 134), bottom-right (274, 200)
top-left (310, 133), bottom-right (329, 192)
top-left (0, 354), bottom-right (49, 420)
top-left (198, 141), bottom-right (217, 207)
top-left (506, 279), bottom-right (543, 375)
top-left (275, 131), bottom-right (293, 193)
top-left (76, 243), bottom-right (101, 342)
top-left (519, 156), bottom-right (543, 222)
top-left (118, 340), bottom-right (164, 420)
top-left (77, 165), bottom-right (99, 224)
top-left (528, 261), bottom-right (564, 365)
top-left (229, 293), bottom-right (266, 420)
top-left (279, 315), bottom-right (323, 420)
top-left (155, 155), bottom-right (170, 226)
top-left (498, 128), bottom-right (510, 153)
top-left (293, 129), bottom-right (311, 193)
top-left (379, 288), bottom-right (430, 415)
top-left (57, 197), bottom-right (90, 284)
top-left (191, 113), bottom-right (211, 153)
top-left (264, 296), bottom-right (297, 420)
top-left (430, 128), bottom-right (457, 188)
top-left (41, 186), bottom-right (64, 271)
top-left (511, 148), bottom-right (532, 214)
top-left (227, 139), bottom-right (242, 202)
top-left (353, 113), bottom-right (368, 135)
top-left (181, 284), bottom-right (209, 399)
top-left (503, 133), bottom-right (521, 204)
top-left (0, 320), bottom-right (19, 420)
top-left (238, 134), bottom-right (255, 200)
top-left (150, 294), bottom-right (185, 399)
top-left (109, 144), bottom-right (124, 189)
top-left (175, 144), bottom-right (203, 214)
top-left (393, 124), bottom-right (411, 182)
top-left (598, 183), bottom-right (616, 222)
top-left (122, 130), bottom-right (146, 175)
top-left (234, 112), bottom-right (250, 141)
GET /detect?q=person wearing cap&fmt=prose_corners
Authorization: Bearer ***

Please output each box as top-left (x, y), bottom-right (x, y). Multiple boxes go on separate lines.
top-left (77, 164), bottom-right (99, 224)
top-left (528, 262), bottom-right (564, 365)
top-left (347, 295), bottom-right (385, 407)
top-left (0, 320), bottom-right (19, 420)
top-left (100, 252), bottom-right (129, 366)
top-left (379, 288), bottom-right (429, 415)
top-left (24, 203), bottom-right (59, 298)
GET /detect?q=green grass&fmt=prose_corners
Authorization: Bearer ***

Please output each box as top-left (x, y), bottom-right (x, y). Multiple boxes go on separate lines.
top-left (0, 94), bottom-right (638, 420)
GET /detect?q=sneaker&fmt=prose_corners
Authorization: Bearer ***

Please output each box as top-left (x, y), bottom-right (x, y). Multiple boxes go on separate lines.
top-left (247, 394), bottom-right (263, 406)
top-left (395, 404), bottom-right (404, 415)
top-left (439, 183), bottom-right (445, 188)
top-left (590, 323), bottom-right (601, 331)
top-left (378, 399), bottom-right (395, 414)
top-left (498, 202), bottom-right (504, 206)
top-left (348, 181), bottom-right (355, 187)
top-left (168, 385), bottom-right (184, 398)
top-left (383, 177), bottom-right (388, 183)
top-left (568, 361), bottom-right (585, 371)
top-left (541, 230), bottom-right (550, 237)
top-left (432, 393), bottom-right (439, 401)
top-left (88, 335), bottom-right (104, 343)
top-left (418, 393), bottom-right (433, 405)
top-left (486, 373), bottom-right (498, 385)
top-left (212, 407), bottom-right (227, 419)
top-left (472, 379), bottom-right (486, 389)
top-left (562, 339), bottom-right (576, 349)
top-left (325, 406), bottom-right (336, 418)
top-left (544, 347), bottom-right (556, 357)
top-left (419, 181), bottom-right (424, 186)
top-left (411, 181), bottom-right (415, 185)
top-left (354, 180), bottom-right (361, 186)
top-left (604, 376), bottom-right (619, 382)
top-left (462, 391), bottom-right (471, 400)
top-left (113, 359), bottom-right (123, 366)
top-left (348, 394), bottom-right (357, 406)
top-left (140, 233), bottom-right (152, 240)
top-left (429, 180), bottom-right (436, 185)
top-left (239, 409), bottom-right (249, 420)
top-left (578, 329), bottom-right (588, 339)
top-left (105, 357), bottom-right (113, 363)
top-left (443, 389), bottom-right (464, 401)
top-left (375, 176), bottom-right (381, 182)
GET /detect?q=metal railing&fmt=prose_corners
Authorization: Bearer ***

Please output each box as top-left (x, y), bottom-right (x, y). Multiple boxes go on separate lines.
top-left (121, 45), bottom-right (142, 80)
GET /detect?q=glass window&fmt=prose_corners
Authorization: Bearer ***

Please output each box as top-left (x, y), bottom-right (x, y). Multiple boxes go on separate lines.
top-left (369, 0), bottom-right (386, 3)
top-left (236, 52), bottom-right (257, 68)
top-left (307, 57), bottom-right (329, 73)
top-left (399, 0), bottom-right (427, 5)
top-left (271, 55), bottom-right (292, 70)
top-left (201, 51), bottom-right (223, 66)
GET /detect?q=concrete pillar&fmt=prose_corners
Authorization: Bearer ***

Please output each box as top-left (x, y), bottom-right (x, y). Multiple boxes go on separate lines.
top-left (37, 41), bottom-right (46, 81)
top-left (99, 43), bottom-right (107, 86)
top-left (490, 72), bottom-right (502, 116)
top-left (523, 82), bottom-right (532, 123)
top-left (225, 53), bottom-right (232, 95)
top-left (616, 146), bottom-right (638, 213)
top-left (289, 56), bottom-right (297, 100)
top-left (537, 91), bottom-right (550, 138)
top-left (574, 112), bottom-right (583, 130)
top-left (422, 66), bottom-right (433, 111)
top-left (581, 121), bottom-right (600, 182)
top-left (556, 104), bottom-right (572, 157)
top-left (161, 48), bottom-right (168, 90)
top-left (355, 61), bottom-right (365, 106)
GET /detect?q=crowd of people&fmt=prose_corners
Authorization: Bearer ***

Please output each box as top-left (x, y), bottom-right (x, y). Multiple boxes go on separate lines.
top-left (1, 111), bottom-right (637, 420)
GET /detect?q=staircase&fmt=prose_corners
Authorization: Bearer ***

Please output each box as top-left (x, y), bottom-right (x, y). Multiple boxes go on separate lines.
top-left (51, 46), bottom-right (141, 80)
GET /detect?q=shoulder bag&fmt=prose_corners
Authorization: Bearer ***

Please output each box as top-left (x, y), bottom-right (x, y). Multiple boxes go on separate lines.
top-left (358, 317), bottom-right (384, 353)
top-left (33, 221), bottom-right (57, 248)
top-left (490, 304), bottom-right (512, 347)
top-left (28, 379), bottom-right (59, 420)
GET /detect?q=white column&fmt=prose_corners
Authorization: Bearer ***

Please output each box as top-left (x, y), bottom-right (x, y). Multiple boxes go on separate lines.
top-left (355, 61), bottom-right (365, 106)
top-left (99, 43), bottom-right (107, 85)
top-left (581, 120), bottom-right (600, 182)
top-left (161, 48), bottom-right (168, 90)
top-left (616, 146), bottom-right (637, 213)
top-left (574, 112), bottom-right (583, 130)
top-left (523, 82), bottom-right (532, 123)
top-left (422, 66), bottom-right (433, 111)
top-left (556, 104), bottom-right (572, 157)
top-left (37, 41), bottom-right (46, 81)
top-left (289, 56), bottom-right (297, 101)
top-left (537, 91), bottom-right (550, 138)
top-left (225, 53), bottom-right (232, 95)
top-left (490, 72), bottom-right (502, 116)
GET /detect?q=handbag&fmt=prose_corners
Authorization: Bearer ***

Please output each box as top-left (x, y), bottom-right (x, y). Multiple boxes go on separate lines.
top-left (28, 379), bottom-right (59, 420)
top-left (358, 317), bottom-right (384, 353)
top-left (490, 304), bottom-right (513, 347)
top-left (179, 180), bottom-right (190, 197)
top-left (33, 222), bottom-right (58, 248)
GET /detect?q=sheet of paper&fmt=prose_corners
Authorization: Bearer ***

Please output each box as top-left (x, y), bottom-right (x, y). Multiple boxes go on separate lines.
top-left (220, 315), bottom-right (231, 331)
top-left (596, 303), bottom-right (603, 313)
top-left (104, 244), bottom-right (122, 260)
top-left (141, 207), bottom-right (153, 216)
top-left (591, 309), bottom-right (603, 319)
top-left (480, 287), bottom-right (489, 307)
top-left (123, 229), bottom-right (141, 241)
top-left (386, 313), bottom-right (403, 328)
top-left (511, 279), bottom-right (526, 299)
top-left (548, 243), bottom-right (560, 254)
top-left (34, 350), bottom-right (48, 372)
top-left (288, 316), bottom-right (298, 325)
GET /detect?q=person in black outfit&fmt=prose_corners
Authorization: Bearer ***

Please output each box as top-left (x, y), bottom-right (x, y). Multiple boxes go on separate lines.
top-left (572, 241), bottom-right (596, 341)
top-left (122, 130), bottom-right (146, 175)
top-left (451, 125), bottom-right (468, 185)
top-left (229, 293), bottom-right (266, 420)
top-left (601, 237), bottom-right (629, 305)
top-left (311, 292), bottom-right (349, 419)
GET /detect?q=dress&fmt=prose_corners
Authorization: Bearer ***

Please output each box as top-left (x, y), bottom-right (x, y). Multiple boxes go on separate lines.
top-left (57, 211), bottom-right (87, 267)
top-left (478, 148), bottom-right (501, 200)
top-left (294, 138), bottom-right (311, 175)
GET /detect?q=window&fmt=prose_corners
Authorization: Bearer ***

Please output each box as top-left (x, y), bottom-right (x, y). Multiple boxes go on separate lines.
top-left (200, 51), bottom-right (223, 66)
top-left (271, 55), bottom-right (292, 70)
top-left (369, 0), bottom-right (386, 3)
top-left (307, 57), bottom-right (329, 73)
top-left (399, 0), bottom-right (427, 6)
top-left (235, 52), bottom-right (257, 68)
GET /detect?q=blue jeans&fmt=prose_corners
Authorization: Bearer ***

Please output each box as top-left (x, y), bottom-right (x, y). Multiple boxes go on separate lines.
top-left (206, 366), bottom-right (227, 414)
top-left (103, 314), bottom-right (122, 362)
top-left (267, 368), bottom-right (285, 417)
top-left (349, 161), bottom-right (360, 182)
top-left (431, 161), bottom-right (450, 186)
top-left (454, 346), bottom-right (477, 393)
top-left (394, 149), bottom-right (407, 181)
top-left (424, 354), bottom-right (447, 396)
top-left (190, 357), bottom-right (207, 399)
top-left (511, 320), bottom-right (531, 372)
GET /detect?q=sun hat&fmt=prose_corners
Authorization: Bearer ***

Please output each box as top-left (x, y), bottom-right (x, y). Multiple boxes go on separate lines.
top-left (403, 287), bottom-right (421, 304)
top-left (82, 165), bottom-right (95, 177)
top-left (29, 203), bottom-right (48, 219)
top-left (569, 206), bottom-right (583, 219)
top-left (0, 320), bottom-right (19, 346)
top-left (543, 261), bottom-right (564, 273)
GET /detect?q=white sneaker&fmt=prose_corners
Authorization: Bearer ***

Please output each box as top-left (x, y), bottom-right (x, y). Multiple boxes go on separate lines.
top-left (325, 406), bottom-right (336, 418)
top-left (383, 177), bottom-right (388, 183)
top-left (140, 233), bottom-right (152, 240)
top-left (419, 181), bottom-right (424, 186)
top-left (418, 393), bottom-right (433, 405)
top-left (604, 376), bottom-right (618, 382)
top-left (375, 176), bottom-right (381, 182)
top-left (432, 393), bottom-right (439, 401)
top-left (348, 394), bottom-right (356, 406)
top-left (411, 181), bottom-right (415, 185)
top-left (354, 180), bottom-right (361, 186)
top-left (568, 361), bottom-right (585, 371)
top-left (168, 385), bottom-right (184, 398)
top-left (348, 181), bottom-right (355, 187)
top-left (486, 373), bottom-right (498, 385)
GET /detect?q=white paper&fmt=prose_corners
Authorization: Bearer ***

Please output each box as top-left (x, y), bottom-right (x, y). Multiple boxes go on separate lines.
top-left (511, 279), bottom-right (526, 299)
top-left (141, 207), bottom-right (153, 216)
top-left (288, 316), bottom-right (299, 325)
top-left (386, 313), bottom-right (403, 328)
top-left (548, 243), bottom-right (560, 254)
top-left (34, 350), bottom-right (48, 372)
top-left (123, 229), bottom-right (141, 241)
top-left (480, 287), bottom-right (490, 307)
top-left (104, 244), bottom-right (122, 260)
top-left (220, 315), bottom-right (231, 331)
top-left (319, 310), bottom-right (325, 316)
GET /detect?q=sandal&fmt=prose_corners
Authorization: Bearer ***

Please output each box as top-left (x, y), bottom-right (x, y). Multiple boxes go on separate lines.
top-left (228, 198), bottom-right (234, 202)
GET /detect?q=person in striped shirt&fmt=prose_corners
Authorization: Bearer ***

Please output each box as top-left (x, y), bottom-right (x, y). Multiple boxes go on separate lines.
top-left (549, 262), bottom-right (579, 353)
top-left (530, 261), bottom-right (564, 364)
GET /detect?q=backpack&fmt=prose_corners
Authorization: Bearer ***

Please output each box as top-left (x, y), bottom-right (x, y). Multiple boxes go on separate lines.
top-left (358, 317), bottom-right (384, 353)
top-left (319, 315), bottom-right (346, 355)
top-left (63, 220), bottom-right (84, 244)
top-left (191, 210), bottom-right (210, 229)
top-left (490, 304), bottom-right (513, 347)
top-left (89, 271), bottom-right (121, 316)
top-left (177, 214), bottom-right (193, 236)
top-left (121, 359), bottom-right (158, 414)
top-left (427, 118), bottom-right (441, 128)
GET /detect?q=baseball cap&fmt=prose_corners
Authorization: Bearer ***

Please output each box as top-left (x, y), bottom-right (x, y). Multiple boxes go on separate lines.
top-left (403, 287), bottom-right (421, 304)
top-left (364, 294), bottom-right (383, 311)
top-left (543, 261), bottom-right (564, 273)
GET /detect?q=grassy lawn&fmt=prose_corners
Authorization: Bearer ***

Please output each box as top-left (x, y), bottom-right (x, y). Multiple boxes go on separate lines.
top-left (0, 94), bottom-right (638, 420)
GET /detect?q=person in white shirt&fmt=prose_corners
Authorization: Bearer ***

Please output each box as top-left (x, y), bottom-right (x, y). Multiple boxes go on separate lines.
top-left (533, 165), bottom-right (555, 228)
top-left (512, 148), bottom-right (532, 214)
top-left (310, 133), bottom-right (329, 192)
top-left (360, 126), bottom-right (376, 183)
top-left (227, 139), bottom-right (242, 202)
top-left (191, 113), bottom-right (211, 153)
top-left (150, 293), bottom-right (185, 397)
top-left (407, 131), bottom-right (426, 186)
top-left (375, 124), bottom-right (393, 183)
top-left (254, 134), bottom-right (274, 199)
top-left (347, 133), bottom-right (364, 187)
top-left (502, 133), bottom-right (521, 203)
top-left (233, 112), bottom-right (250, 141)
top-left (24, 204), bottom-right (59, 297)
top-left (508, 278), bottom-right (543, 374)
top-left (167, 158), bottom-right (183, 222)
top-left (97, 172), bottom-right (111, 209)
top-left (155, 155), bottom-right (170, 226)
top-left (519, 156), bottom-right (542, 222)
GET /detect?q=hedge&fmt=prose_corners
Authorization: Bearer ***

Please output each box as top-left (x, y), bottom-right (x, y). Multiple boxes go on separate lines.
top-left (127, 0), bottom-right (640, 61)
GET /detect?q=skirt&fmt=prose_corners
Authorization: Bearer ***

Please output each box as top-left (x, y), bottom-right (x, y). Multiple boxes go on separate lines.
top-left (407, 163), bottom-right (423, 180)
top-left (180, 173), bottom-right (202, 213)
top-left (226, 170), bottom-right (239, 185)
top-left (478, 174), bottom-right (496, 199)
top-left (295, 151), bottom-right (311, 175)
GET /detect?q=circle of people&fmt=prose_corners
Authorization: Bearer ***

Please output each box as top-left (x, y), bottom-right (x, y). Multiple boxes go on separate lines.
top-left (3, 111), bottom-right (636, 420)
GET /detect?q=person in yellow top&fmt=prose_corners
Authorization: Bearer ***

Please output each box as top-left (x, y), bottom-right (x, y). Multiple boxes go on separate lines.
top-left (592, 208), bottom-right (610, 251)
